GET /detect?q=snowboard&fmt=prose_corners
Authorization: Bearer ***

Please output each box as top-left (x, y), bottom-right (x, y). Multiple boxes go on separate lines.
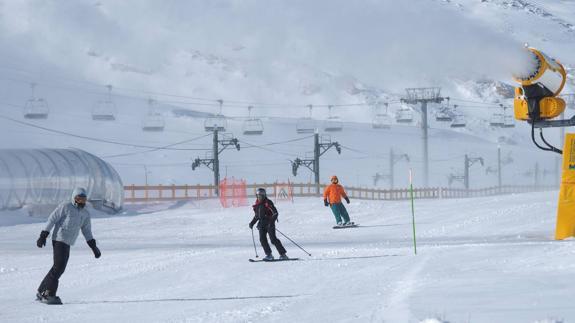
top-left (36, 293), bottom-right (63, 305)
top-left (249, 258), bottom-right (300, 263)
top-left (333, 223), bottom-right (359, 229)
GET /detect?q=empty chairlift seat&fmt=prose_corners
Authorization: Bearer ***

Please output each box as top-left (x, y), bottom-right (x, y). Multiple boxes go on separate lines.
top-left (324, 105), bottom-right (343, 132)
top-left (24, 98), bottom-right (49, 119)
top-left (489, 113), bottom-right (504, 127)
top-left (92, 85), bottom-right (117, 121)
top-left (396, 107), bottom-right (413, 123)
top-left (296, 104), bottom-right (316, 134)
top-left (242, 106), bottom-right (264, 135)
top-left (23, 83), bottom-right (49, 119)
top-left (142, 99), bottom-right (165, 132)
top-left (372, 113), bottom-right (392, 129)
top-left (243, 119), bottom-right (264, 135)
top-left (142, 114), bottom-right (165, 132)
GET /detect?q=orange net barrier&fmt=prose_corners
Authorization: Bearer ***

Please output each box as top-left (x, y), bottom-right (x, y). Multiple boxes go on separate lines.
top-left (219, 177), bottom-right (248, 208)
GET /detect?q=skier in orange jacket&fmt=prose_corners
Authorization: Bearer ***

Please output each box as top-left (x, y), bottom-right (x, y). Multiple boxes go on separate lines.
top-left (323, 175), bottom-right (353, 226)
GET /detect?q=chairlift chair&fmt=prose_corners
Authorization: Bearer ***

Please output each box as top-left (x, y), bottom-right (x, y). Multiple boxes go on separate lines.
top-left (502, 115), bottom-right (515, 128)
top-left (396, 107), bottom-right (413, 123)
top-left (499, 104), bottom-right (515, 128)
top-left (23, 83), bottom-right (49, 119)
top-left (242, 106), bottom-right (264, 135)
top-left (142, 99), bottom-right (165, 132)
top-left (92, 85), bottom-right (117, 121)
top-left (435, 109), bottom-right (452, 122)
top-left (324, 105), bottom-right (343, 132)
top-left (142, 114), bottom-right (165, 132)
top-left (372, 113), bottom-right (392, 129)
top-left (435, 97), bottom-right (452, 122)
top-left (450, 105), bottom-right (466, 128)
top-left (24, 99), bottom-right (49, 119)
top-left (204, 99), bottom-right (227, 132)
top-left (489, 113), bottom-right (504, 127)
top-left (296, 104), bottom-right (316, 134)
top-left (372, 102), bottom-right (391, 129)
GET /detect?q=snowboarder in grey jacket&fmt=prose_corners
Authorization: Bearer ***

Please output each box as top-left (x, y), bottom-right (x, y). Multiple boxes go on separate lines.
top-left (36, 187), bottom-right (101, 304)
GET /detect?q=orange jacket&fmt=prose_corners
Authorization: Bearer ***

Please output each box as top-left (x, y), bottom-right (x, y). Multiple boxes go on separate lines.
top-left (323, 184), bottom-right (347, 204)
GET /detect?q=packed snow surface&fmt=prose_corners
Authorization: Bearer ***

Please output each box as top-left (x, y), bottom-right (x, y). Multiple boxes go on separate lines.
top-left (0, 191), bottom-right (573, 323)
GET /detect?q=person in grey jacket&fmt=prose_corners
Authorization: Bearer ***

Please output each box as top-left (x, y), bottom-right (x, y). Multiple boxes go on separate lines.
top-left (36, 187), bottom-right (101, 304)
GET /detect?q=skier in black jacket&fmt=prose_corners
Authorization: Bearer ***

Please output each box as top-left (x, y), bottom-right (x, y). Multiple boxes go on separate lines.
top-left (249, 188), bottom-right (288, 261)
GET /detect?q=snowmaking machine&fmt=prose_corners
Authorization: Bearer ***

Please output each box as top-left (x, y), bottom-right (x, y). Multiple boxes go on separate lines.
top-left (512, 46), bottom-right (574, 239)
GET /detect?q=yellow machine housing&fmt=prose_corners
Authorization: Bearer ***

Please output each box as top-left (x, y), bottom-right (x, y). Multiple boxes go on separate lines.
top-left (513, 47), bottom-right (567, 121)
top-left (514, 87), bottom-right (566, 120)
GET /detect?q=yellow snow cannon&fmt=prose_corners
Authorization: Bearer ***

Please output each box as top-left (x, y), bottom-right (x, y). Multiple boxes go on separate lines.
top-left (513, 47), bottom-right (567, 121)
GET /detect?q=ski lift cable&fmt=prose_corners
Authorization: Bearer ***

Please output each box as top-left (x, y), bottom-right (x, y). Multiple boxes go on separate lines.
top-left (102, 133), bottom-right (213, 158)
top-left (0, 112), bottom-right (210, 151)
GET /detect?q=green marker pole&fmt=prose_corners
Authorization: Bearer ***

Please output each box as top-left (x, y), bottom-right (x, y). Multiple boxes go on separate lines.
top-left (409, 169), bottom-right (417, 255)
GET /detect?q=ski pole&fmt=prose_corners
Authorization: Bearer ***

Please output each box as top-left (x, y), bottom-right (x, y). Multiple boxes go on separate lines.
top-left (275, 228), bottom-right (311, 256)
top-left (251, 227), bottom-right (259, 258)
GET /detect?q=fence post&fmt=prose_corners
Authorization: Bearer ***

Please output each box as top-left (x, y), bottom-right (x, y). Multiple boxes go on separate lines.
top-left (145, 184), bottom-right (149, 201)
top-left (159, 184), bottom-right (163, 199)
top-left (171, 184), bottom-right (176, 199)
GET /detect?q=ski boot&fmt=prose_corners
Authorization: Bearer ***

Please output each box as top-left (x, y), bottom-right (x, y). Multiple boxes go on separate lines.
top-left (343, 221), bottom-right (354, 226)
top-left (279, 254), bottom-right (289, 260)
top-left (336, 222), bottom-right (344, 227)
top-left (36, 290), bottom-right (62, 305)
top-left (263, 254), bottom-right (274, 261)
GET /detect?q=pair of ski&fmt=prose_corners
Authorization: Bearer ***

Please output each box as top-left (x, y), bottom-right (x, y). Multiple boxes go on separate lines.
top-left (249, 257), bottom-right (300, 262)
top-left (333, 222), bottom-right (359, 229)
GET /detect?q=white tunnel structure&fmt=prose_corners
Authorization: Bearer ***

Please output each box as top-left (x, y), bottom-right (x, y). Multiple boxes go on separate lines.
top-left (0, 149), bottom-right (123, 213)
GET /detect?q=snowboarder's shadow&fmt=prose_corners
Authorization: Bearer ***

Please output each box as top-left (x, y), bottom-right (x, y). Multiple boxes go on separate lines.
top-left (66, 294), bottom-right (301, 305)
top-left (310, 254), bottom-right (402, 261)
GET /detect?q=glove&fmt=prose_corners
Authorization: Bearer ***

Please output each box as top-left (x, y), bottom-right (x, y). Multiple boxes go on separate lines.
top-left (324, 199), bottom-right (329, 207)
top-left (36, 231), bottom-right (49, 248)
top-left (87, 239), bottom-right (101, 259)
top-left (345, 196), bottom-right (350, 204)
top-left (249, 222), bottom-right (254, 229)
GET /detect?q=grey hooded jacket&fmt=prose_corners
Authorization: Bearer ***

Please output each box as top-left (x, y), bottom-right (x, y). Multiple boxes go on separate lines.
top-left (44, 188), bottom-right (94, 246)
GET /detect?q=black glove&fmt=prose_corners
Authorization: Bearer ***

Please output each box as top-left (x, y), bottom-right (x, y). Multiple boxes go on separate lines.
top-left (345, 196), bottom-right (350, 204)
top-left (36, 231), bottom-right (49, 248)
top-left (324, 199), bottom-right (329, 207)
top-left (87, 239), bottom-right (101, 259)
top-left (249, 222), bottom-right (254, 229)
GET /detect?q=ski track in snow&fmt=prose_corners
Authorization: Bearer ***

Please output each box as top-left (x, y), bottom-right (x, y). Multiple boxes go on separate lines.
top-left (1, 192), bottom-right (575, 322)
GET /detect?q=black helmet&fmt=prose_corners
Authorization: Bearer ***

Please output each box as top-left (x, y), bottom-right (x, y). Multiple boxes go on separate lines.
top-left (256, 188), bottom-right (266, 198)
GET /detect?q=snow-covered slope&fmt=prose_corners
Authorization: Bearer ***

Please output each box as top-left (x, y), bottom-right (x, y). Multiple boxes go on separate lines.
top-left (0, 0), bottom-right (572, 187)
top-left (0, 192), bottom-right (571, 322)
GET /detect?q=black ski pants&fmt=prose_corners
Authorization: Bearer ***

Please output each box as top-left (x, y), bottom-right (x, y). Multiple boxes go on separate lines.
top-left (259, 224), bottom-right (286, 256)
top-left (38, 241), bottom-right (70, 296)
